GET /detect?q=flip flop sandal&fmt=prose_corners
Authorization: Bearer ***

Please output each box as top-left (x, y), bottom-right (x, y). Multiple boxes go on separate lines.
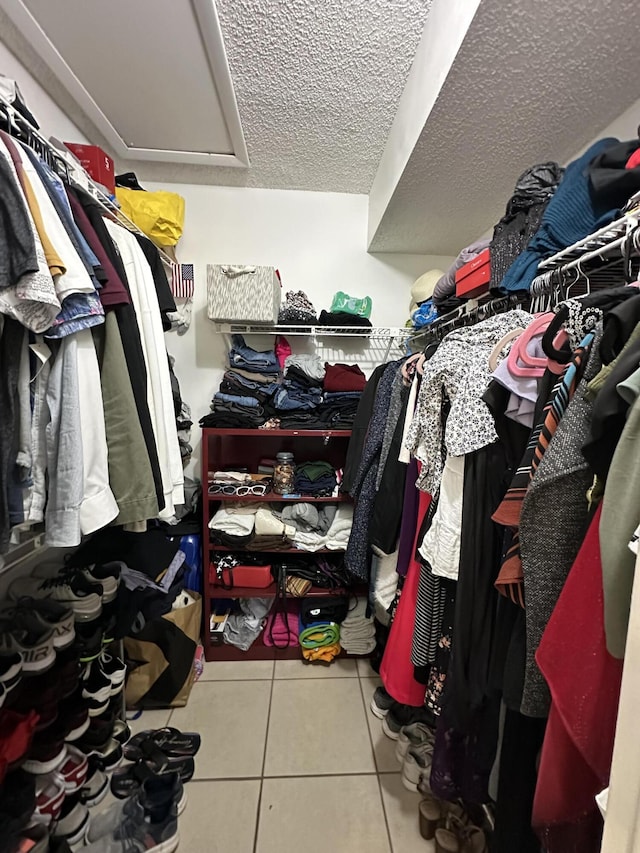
top-left (110, 755), bottom-right (195, 799)
top-left (124, 727), bottom-right (201, 760)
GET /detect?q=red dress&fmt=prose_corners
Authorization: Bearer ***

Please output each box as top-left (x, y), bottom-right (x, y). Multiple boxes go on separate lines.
top-left (380, 485), bottom-right (432, 706)
top-left (533, 503), bottom-right (623, 852)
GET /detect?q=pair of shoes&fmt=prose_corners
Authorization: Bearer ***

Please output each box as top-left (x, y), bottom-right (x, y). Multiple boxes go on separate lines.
top-left (81, 655), bottom-right (123, 718)
top-left (419, 796), bottom-right (468, 840)
top-left (382, 701), bottom-right (437, 740)
top-left (0, 652), bottom-right (23, 704)
top-left (110, 728), bottom-right (200, 800)
top-left (79, 756), bottom-right (109, 807)
top-left (87, 771), bottom-right (185, 844)
top-left (77, 774), bottom-right (181, 853)
top-left (397, 723), bottom-right (435, 792)
top-left (0, 605), bottom-right (67, 675)
top-left (434, 812), bottom-right (487, 853)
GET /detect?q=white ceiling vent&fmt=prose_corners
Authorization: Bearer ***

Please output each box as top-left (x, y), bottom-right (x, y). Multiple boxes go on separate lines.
top-left (0, 0), bottom-right (249, 167)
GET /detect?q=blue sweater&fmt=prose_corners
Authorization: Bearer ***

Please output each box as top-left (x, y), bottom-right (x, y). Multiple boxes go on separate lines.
top-left (499, 139), bottom-right (619, 293)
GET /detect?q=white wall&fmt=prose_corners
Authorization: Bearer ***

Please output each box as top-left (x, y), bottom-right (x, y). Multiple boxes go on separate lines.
top-left (147, 182), bottom-right (452, 478)
top-left (0, 40), bottom-right (87, 142)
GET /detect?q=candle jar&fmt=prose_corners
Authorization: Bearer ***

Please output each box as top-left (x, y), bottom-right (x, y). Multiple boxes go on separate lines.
top-left (273, 452), bottom-right (296, 494)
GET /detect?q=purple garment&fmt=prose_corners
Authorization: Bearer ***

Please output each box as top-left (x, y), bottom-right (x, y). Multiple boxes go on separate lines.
top-left (396, 458), bottom-right (420, 577)
top-left (491, 335), bottom-right (544, 428)
top-left (433, 237), bottom-right (491, 307)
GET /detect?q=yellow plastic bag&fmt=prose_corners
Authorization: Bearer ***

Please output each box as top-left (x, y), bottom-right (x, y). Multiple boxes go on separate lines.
top-left (116, 187), bottom-right (185, 246)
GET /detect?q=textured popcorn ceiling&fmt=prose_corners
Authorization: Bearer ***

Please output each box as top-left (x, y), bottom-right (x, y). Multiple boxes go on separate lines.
top-left (368, 0), bottom-right (640, 254)
top-left (213, 0), bottom-right (431, 191)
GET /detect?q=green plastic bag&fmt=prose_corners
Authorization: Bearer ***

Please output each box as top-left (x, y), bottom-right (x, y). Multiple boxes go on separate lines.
top-left (330, 291), bottom-right (372, 318)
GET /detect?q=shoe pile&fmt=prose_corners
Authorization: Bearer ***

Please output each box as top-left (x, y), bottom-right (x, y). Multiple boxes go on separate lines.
top-left (367, 685), bottom-right (489, 852)
top-left (0, 559), bottom-right (131, 851)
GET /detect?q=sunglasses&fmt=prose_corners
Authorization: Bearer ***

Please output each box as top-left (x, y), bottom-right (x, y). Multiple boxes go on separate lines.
top-left (208, 482), bottom-right (270, 496)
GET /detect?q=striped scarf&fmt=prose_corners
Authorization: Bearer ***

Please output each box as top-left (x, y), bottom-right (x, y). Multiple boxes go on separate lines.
top-left (493, 333), bottom-right (594, 605)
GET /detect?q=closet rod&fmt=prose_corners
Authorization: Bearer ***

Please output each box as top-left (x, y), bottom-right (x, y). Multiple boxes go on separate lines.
top-left (0, 94), bottom-right (175, 267)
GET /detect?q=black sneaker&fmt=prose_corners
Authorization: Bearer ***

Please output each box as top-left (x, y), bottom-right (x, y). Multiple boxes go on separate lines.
top-left (81, 661), bottom-right (111, 716)
top-left (382, 702), bottom-right (437, 740)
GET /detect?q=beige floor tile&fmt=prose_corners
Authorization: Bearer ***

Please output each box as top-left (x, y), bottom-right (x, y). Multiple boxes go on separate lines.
top-left (127, 708), bottom-right (172, 736)
top-left (379, 774), bottom-right (435, 853)
top-left (357, 657), bottom-right (380, 678)
top-left (274, 658), bottom-right (357, 679)
top-left (257, 776), bottom-right (391, 853)
top-left (179, 779), bottom-right (261, 853)
top-left (199, 659), bottom-right (274, 681)
top-left (359, 678), bottom-right (401, 773)
top-left (170, 680), bottom-right (271, 779)
top-left (264, 679), bottom-right (375, 776)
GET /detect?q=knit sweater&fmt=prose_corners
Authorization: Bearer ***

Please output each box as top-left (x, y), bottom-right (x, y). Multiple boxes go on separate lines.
top-left (500, 139), bottom-right (618, 293)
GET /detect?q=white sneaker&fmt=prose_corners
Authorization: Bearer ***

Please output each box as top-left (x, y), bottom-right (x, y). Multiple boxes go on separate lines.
top-left (10, 575), bottom-right (102, 622)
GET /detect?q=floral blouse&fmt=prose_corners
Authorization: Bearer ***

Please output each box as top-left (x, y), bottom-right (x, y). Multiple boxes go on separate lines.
top-left (405, 309), bottom-right (534, 493)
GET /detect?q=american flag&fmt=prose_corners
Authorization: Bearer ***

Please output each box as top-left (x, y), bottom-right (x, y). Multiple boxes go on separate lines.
top-left (171, 263), bottom-right (194, 299)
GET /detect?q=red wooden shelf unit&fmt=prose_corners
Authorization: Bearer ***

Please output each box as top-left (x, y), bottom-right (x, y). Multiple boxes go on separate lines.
top-left (201, 426), bottom-right (360, 662)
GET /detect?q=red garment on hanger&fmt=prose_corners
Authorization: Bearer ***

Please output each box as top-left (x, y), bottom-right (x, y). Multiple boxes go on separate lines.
top-left (625, 148), bottom-right (640, 170)
top-left (533, 503), bottom-right (623, 852)
top-left (379, 483), bottom-right (431, 706)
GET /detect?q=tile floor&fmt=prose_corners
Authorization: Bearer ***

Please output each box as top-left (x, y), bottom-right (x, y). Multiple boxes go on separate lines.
top-left (130, 657), bottom-right (433, 853)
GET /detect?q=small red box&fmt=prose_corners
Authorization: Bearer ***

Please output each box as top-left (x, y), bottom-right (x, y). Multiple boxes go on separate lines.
top-left (64, 143), bottom-right (115, 194)
top-left (455, 248), bottom-right (491, 298)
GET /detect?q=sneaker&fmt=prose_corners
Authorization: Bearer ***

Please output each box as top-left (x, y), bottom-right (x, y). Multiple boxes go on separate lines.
top-left (395, 722), bottom-right (434, 764)
top-left (382, 702), bottom-right (437, 740)
top-left (83, 797), bottom-right (178, 853)
top-left (0, 612), bottom-right (56, 674)
top-left (79, 757), bottom-right (109, 807)
top-left (12, 670), bottom-right (61, 730)
top-left (87, 772), bottom-right (184, 842)
top-left (402, 740), bottom-right (435, 792)
top-left (369, 685), bottom-right (395, 720)
top-left (59, 692), bottom-right (90, 743)
top-left (74, 621), bottom-right (104, 664)
top-left (54, 744), bottom-right (89, 793)
top-left (10, 574), bottom-right (103, 623)
top-left (79, 563), bottom-right (122, 605)
top-left (111, 755), bottom-right (195, 800)
top-left (3, 598), bottom-right (76, 650)
top-left (112, 720), bottom-right (131, 746)
top-left (81, 662), bottom-right (112, 716)
top-left (0, 651), bottom-right (23, 698)
top-left (51, 794), bottom-right (90, 847)
top-left (99, 651), bottom-right (126, 693)
top-left (23, 727), bottom-right (67, 775)
top-left (79, 738), bottom-right (123, 771)
top-left (33, 773), bottom-right (67, 825)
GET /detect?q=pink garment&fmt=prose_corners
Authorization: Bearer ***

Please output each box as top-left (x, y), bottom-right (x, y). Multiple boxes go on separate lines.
top-left (533, 503), bottom-right (623, 852)
top-left (263, 603), bottom-right (299, 647)
top-left (275, 336), bottom-right (291, 370)
top-left (380, 485), bottom-right (431, 706)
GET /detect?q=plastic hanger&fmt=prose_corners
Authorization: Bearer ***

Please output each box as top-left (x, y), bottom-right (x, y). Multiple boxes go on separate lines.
top-left (488, 328), bottom-right (525, 372)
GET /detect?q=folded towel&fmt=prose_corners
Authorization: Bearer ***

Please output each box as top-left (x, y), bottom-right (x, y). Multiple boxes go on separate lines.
top-left (208, 507), bottom-right (256, 535)
top-left (263, 607), bottom-right (299, 647)
top-left (299, 622), bottom-right (340, 649)
top-left (302, 642), bottom-right (342, 663)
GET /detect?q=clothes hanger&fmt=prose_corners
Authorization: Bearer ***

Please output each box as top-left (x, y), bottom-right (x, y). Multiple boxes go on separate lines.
top-left (488, 328), bottom-right (525, 371)
top-left (401, 352), bottom-right (421, 385)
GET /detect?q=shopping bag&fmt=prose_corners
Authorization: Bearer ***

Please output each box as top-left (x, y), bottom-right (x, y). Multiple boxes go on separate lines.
top-left (116, 187), bottom-right (185, 246)
top-left (124, 592), bottom-right (201, 709)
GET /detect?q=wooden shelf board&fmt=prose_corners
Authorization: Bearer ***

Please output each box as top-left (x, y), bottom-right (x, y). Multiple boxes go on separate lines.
top-left (208, 492), bottom-right (350, 503)
top-left (202, 428), bottom-right (352, 437)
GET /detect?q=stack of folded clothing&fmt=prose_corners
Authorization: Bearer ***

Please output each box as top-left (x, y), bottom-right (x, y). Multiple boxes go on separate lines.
top-left (208, 505), bottom-right (257, 547)
top-left (315, 363), bottom-right (366, 428)
top-left (339, 598), bottom-right (376, 655)
top-left (274, 353), bottom-right (325, 412)
top-left (287, 504), bottom-right (354, 552)
top-left (282, 503), bottom-right (337, 550)
top-left (299, 618), bottom-right (341, 664)
top-left (295, 461), bottom-right (337, 497)
top-left (317, 310), bottom-right (372, 328)
top-left (200, 335), bottom-right (281, 428)
top-left (278, 290), bottom-right (318, 324)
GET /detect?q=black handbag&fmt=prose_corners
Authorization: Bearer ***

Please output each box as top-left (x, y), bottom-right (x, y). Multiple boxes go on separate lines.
top-left (299, 595), bottom-right (350, 627)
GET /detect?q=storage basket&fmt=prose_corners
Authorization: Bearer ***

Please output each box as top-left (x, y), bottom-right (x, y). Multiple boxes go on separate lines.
top-left (207, 264), bottom-right (281, 323)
